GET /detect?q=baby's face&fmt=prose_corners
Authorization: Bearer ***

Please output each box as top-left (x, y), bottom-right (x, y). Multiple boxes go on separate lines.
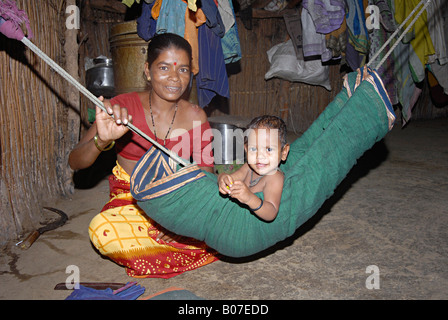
top-left (246, 128), bottom-right (287, 176)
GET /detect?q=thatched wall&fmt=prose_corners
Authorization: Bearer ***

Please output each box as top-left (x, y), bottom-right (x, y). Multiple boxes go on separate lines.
top-left (0, 0), bottom-right (77, 246)
top-left (0, 0), bottom-right (126, 246)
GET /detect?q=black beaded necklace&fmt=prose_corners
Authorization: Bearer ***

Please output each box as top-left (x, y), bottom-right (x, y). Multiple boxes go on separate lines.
top-left (149, 92), bottom-right (178, 146)
top-left (249, 170), bottom-right (263, 187)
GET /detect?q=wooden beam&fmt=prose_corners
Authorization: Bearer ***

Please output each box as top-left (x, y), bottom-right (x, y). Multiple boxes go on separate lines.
top-left (64, 0), bottom-right (80, 193)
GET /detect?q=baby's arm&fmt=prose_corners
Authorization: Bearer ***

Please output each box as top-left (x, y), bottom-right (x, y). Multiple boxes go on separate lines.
top-left (250, 172), bottom-right (285, 221)
top-left (226, 171), bottom-right (284, 222)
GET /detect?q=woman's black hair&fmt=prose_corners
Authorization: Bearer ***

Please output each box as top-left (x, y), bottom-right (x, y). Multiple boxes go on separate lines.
top-left (146, 33), bottom-right (192, 67)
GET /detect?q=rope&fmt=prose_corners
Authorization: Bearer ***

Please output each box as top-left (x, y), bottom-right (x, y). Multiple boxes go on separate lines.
top-left (20, 36), bottom-right (191, 167)
top-left (367, 0), bottom-right (432, 70)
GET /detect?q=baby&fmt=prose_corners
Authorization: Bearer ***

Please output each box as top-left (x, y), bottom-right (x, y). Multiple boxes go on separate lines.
top-left (218, 115), bottom-right (290, 221)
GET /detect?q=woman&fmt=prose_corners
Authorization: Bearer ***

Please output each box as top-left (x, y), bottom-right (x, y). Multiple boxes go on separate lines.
top-left (69, 33), bottom-right (217, 278)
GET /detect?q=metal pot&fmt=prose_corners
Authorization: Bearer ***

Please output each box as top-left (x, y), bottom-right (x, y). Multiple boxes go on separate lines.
top-left (210, 122), bottom-right (245, 165)
top-left (86, 57), bottom-right (115, 98)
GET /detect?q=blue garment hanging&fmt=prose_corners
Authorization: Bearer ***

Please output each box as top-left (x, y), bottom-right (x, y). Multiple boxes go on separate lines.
top-left (137, 1), bottom-right (157, 41)
top-left (200, 0), bottom-right (225, 38)
top-left (196, 24), bottom-right (230, 107)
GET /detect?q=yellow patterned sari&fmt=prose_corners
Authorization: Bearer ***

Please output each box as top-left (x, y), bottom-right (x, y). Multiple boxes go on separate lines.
top-left (88, 163), bottom-right (217, 278)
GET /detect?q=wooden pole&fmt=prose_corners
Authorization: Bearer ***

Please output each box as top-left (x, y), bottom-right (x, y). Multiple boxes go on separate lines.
top-left (63, 0), bottom-right (80, 194)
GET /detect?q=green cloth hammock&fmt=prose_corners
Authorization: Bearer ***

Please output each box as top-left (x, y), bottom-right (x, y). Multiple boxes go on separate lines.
top-left (130, 68), bottom-right (396, 257)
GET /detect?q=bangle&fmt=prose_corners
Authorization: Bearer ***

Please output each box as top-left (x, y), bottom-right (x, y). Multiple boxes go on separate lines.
top-left (93, 134), bottom-right (115, 152)
top-left (251, 198), bottom-right (263, 211)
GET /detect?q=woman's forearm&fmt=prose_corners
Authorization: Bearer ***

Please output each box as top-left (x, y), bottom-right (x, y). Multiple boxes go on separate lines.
top-left (68, 137), bottom-right (102, 170)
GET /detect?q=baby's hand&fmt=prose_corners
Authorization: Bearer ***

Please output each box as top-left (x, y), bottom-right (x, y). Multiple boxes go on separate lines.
top-left (228, 181), bottom-right (252, 204)
top-left (218, 174), bottom-right (234, 195)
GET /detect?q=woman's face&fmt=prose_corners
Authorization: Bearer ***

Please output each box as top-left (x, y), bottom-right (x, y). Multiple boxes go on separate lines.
top-left (145, 46), bottom-right (191, 102)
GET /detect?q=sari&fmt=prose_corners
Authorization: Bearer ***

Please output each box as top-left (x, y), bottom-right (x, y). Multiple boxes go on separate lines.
top-left (88, 163), bottom-right (218, 278)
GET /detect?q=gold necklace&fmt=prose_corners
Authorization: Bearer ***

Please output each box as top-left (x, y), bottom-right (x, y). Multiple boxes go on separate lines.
top-left (149, 93), bottom-right (178, 146)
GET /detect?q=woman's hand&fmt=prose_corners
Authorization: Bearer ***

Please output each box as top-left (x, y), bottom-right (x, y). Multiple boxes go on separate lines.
top-left (95, 96), bottom-right (132, 144)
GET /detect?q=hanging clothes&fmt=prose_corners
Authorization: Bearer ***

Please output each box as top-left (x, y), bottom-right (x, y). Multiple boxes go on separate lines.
top-left (283, 8), bottom-right (304, 59)
top-left (368, 0), bottom-right (397, 105)
top-left (137, 0), bottom-right (157, 41)
top-left (394, 0), bottom-right (435, 83)
top-left (345, 0), bottom-right (369, 68)
top-left (151, 0), bottom-right (162, 19)
top-left (200, 0), bottom-right (225, 38)
top-left (301, 0), bottom-right (346, 62)
top-left (325, 17), bottom-right (347, 60)
top-left (346, 38), bottom-right (363, 71)
top-left (394, 39), bottom-right (421, 126)
top-left (220, 0), bottom-right (242, 64)
top-left (196, 24), bottom-right (230, 107)
top-left (426, 0), bottom-right (448, 95)
top-left (217, 0), bottom-right (235, 34)
top-left (187, 0), bottom-right (198, 12)
top-left (184, 6), bottom-right (207, 75)
top-left (302, 0), bottom-right (345, 34)
top-left (301, 5), bottom-right (332, 62)
top-left (156, 0), bottom-right (187, 36)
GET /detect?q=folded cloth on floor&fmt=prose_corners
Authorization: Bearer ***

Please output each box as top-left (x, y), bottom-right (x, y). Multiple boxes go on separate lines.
top-left (65, 282), bottom-right (145, 300)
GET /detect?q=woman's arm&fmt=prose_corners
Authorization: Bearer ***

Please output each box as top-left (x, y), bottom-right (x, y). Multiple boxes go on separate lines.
top-left (68, 122), bottom-right (102, 170)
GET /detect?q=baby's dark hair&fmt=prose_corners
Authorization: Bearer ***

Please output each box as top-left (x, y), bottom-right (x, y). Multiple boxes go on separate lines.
top-left (247, 115), bottom-right (288, 148)
top-left (146, 33), bottom-right (192, 67)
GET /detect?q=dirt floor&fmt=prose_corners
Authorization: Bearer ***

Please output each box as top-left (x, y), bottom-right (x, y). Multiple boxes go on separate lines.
top-left (0, 117), bottom-right (447, 300)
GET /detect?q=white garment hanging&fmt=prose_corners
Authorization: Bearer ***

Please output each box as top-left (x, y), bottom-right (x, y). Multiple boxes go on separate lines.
top-left (217, 0), bottom-right (235, 34)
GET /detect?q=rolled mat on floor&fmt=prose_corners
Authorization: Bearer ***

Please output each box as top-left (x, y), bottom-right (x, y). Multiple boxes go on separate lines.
top-left (130, 67), bottom-right (395, 258)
